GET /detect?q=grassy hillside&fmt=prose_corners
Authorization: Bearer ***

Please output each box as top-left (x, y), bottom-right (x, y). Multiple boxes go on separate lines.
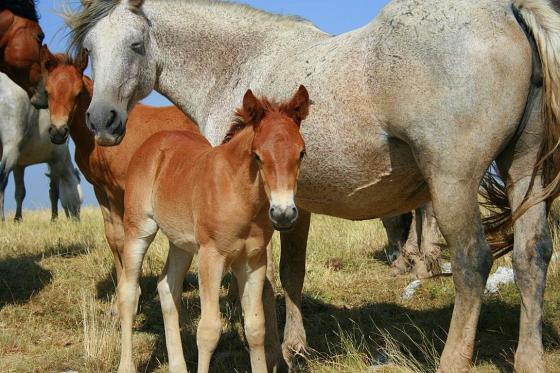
top-left (0, 207), bottom-right (558, 372)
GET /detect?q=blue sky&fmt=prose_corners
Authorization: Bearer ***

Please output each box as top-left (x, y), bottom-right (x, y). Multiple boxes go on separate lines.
top-left (8, 0), bottom-right (390, 212)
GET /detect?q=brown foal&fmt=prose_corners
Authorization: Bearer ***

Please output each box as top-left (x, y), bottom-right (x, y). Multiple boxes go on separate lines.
top-left (39, 46), bottom-right (199, 304)
top-left (118, 86), bottom-right (309, 373)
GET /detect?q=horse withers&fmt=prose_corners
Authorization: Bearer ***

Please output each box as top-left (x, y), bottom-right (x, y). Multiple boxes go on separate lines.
top-left (117, 86), bottom-right (309, 373)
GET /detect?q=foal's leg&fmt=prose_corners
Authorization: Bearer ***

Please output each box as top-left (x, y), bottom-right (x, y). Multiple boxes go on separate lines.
top-left (13, 166), bottom-right (25, 222)
top-left (232, 250), bottom-right (268, 373)
top-left (429, 176), bottom-right (492, 372)
top-left (279, 210), bottom-right (311, 362)
top-left (158, 242), bottom-right (194, 373)
top-left (117, 218), bottom-right (158, 373)
top-left (197, 247), bottom-right (226, 373)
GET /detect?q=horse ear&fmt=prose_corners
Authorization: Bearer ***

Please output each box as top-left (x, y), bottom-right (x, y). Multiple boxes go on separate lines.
top-left (284, 85), bottom-right (310, 125)
top-left (40, 45), bottom-right (58, 73)
top-left (128, 0), bottom-right (145, 12)
top-left (242, 89), bottom-right (265, 127)
top-left (75, 49), bottom-right (88, 73)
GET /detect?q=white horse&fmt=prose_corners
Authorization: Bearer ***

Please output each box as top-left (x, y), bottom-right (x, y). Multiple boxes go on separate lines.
top-left (67, 0), bottom-right (560, 371)
top-left (0, 73), bottom-right (82, 221)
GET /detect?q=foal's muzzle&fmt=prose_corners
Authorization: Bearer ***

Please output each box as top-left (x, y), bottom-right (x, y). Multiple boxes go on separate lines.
top-left (86, 100), bottom-right (126, 146)
top-left (269, 204), bottom-right (299, 231)
top-left (49, 124), bottom-right (69, 145)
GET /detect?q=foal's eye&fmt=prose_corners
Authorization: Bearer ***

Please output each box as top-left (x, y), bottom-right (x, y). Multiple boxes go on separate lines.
top-left (37, 32), bottom-right (45, 43)
top-left (254, 153), bottom-right (261, 163)
top-left (131, 42), bottom-right (145, 55)
top-left (299, 150), bottom-right (306, 160)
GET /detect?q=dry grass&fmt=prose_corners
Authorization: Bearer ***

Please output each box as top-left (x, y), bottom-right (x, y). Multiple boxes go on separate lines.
top-left (0, 207), bottom-right (559, 372)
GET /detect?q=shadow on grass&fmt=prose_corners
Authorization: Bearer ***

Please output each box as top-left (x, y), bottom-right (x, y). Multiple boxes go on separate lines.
top-left (94, 271), bottom-right (560, 373)
top-left (0, 241), bottom-right (91, 309)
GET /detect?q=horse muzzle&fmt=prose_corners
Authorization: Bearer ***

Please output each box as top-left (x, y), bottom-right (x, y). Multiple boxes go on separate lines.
top-left (86, 100), bottom-right (127, 146)
top-left (269, 203), bottom-right (299, 231)
top-left (49, 124), bottom-right (69, 145)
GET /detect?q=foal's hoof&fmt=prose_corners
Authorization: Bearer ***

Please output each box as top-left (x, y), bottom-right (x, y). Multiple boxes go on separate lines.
top-left (13, 217), bottom-right (22, 223)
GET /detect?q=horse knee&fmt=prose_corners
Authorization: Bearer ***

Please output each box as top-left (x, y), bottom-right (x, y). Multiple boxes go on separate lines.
top-left (157, 279), bottom-right (177, 315)
top-left (244, 316), bottom-right (266, 349)
top-left (197, 318), bottom-right (222, 352)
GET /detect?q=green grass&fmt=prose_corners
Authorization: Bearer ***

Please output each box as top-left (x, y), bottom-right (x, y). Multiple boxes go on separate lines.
top-left (0, 207), bottom-right (559, 372)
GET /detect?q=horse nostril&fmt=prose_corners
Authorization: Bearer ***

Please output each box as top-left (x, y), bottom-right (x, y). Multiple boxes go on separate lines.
top-left (106, 110), bottom-right (117, 128)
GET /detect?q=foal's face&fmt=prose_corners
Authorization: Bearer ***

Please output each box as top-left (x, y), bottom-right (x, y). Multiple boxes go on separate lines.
top-left (0, 11), bottom-right (45, 102)
top-left (82, 3), bottom-right (156, 146)
top-left (40, 47), bottom-right (86, 144)
top-left (245, 86), bottom-right (310, 231)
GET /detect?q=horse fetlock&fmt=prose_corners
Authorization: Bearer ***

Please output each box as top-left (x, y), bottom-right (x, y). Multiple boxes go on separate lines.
top-left (514, 344), bottom-right (545, 373)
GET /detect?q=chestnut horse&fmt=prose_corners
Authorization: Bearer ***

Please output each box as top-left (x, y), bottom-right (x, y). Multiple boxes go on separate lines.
top-left (0, 0), bottom-right (46, 106)
top-left (118, 86), bottom-right (309, 373)
top-left (39, 46), bottom-right (199, 299)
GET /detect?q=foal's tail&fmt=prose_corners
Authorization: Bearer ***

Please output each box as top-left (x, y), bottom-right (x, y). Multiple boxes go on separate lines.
top-left (482, 0), bottom-right (560, 258)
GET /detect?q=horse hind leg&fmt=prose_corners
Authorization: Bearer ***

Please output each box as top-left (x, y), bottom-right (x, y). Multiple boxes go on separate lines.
top-left (496, 105), bottom-right (552, 373)
top-left (429, 175), bottom-right (492, 372)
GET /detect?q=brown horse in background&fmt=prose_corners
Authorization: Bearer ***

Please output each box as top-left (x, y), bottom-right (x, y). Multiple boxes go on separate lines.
top-left (118, 86), bottom-right (309, 373)
top-left (39, 46), bottom-right (199, 303)
top-left (0, 0), bottom-right (45, 105)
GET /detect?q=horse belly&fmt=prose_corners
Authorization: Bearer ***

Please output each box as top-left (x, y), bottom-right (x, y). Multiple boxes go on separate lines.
top-left (296, 136), bottom-right (428, 220)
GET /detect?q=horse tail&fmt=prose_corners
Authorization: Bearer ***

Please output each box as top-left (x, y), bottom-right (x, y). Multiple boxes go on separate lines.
top-left (481, 0), bottom-right (560, 258)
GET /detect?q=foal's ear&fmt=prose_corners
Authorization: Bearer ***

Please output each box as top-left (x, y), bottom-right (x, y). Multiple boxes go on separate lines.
top-left (40, 45), bottom-right (58, 73)
top-left (75, 48), bottom-right (88, 73)
top-left (128, 0), bottom-right (145, 12)
top-left (284, 85), bottom-right (310, 125)
top-left (242, 89), bottom-right (265, 127)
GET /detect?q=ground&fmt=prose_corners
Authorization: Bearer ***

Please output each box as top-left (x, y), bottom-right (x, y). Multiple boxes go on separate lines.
top-left (0, 207), bottom-right (559, 372)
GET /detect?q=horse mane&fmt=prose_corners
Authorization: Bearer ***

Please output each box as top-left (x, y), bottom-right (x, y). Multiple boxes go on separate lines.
top-left (223, 98), bottom-right (291, 144)
top-left (65, 0), bottom-right (319, 56)
top-left (0, 0), bottom-right (39, 22)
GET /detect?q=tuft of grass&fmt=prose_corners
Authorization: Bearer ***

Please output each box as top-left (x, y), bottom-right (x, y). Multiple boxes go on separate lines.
top-left (0, 207), bottom-right (559, 372)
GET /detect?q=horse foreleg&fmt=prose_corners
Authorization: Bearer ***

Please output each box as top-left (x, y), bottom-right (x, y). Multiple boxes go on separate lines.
top-left (0, 146), bottom-right (18, 222)
top-left (48, 173), bottom-right (60, 222)
top-left (279, 209), bottom-right (311, 367)
top-left (13, 166), bottom-right (25, 222)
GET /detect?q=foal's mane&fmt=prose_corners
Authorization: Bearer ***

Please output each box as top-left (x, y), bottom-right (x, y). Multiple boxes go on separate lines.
top-left (0, 0), bottom-right (39, 22)
top-left (64, 0), bottom-right (318, 56)
top-left (222, 98), bottom-right (288, 144)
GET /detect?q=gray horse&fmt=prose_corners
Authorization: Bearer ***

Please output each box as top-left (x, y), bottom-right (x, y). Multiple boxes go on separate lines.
top-left (0, 73), bottom-right (82, 221)
top-left (66, 0), bottom-right (559, 371)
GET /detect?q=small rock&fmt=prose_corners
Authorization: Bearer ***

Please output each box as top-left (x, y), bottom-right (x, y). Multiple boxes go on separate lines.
top-left (441, 262), bottom-right (452, 274)
top-left (485, 266), bottom-right (514, 294)
top-left (401, 279), bottom-right (421, 300)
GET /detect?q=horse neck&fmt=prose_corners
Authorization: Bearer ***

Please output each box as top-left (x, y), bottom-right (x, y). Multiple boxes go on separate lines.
top-left (69, 76), bottom-right (95, 157)
top-left (143, 0), bottom-right (326, 132)
top-left (214, 126), bottom-right (266, 210)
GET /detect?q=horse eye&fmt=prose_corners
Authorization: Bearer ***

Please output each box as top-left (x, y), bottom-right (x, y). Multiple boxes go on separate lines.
top-left (254, 153), bottom-right (261, 163)
top-left (131, 42), bottom-right (145, 55)
top-left (82, 47), bottom-right (90, 55)
top-left (300, 150), bottom-right (306, 160)
top-left (37, 32), bottom-right (45, 43)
